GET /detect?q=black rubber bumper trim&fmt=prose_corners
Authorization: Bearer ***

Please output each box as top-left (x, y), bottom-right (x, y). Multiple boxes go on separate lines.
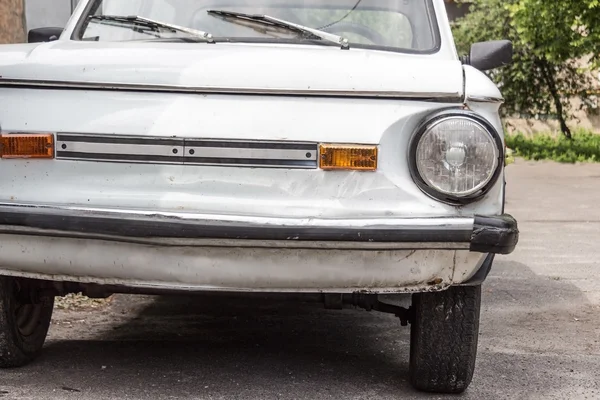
top-left (470, 215), bottom-right (519, 255)
top-left (0, 212), bottom-right (471, 243)
top-left (0, 210), bottom-right (518, 253)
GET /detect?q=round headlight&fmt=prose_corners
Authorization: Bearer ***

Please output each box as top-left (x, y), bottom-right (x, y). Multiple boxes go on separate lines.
top-left (412, 114), bottom-right (501, 200)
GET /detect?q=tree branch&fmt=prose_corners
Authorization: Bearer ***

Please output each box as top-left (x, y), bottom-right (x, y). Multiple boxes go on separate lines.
top-left (538, 58), bottom-right (572, 139)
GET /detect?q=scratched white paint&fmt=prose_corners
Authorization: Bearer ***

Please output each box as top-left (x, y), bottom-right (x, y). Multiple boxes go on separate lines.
top-left (0, 89), bottom-right (504, 219)
top-left (0, 42), bottom-right (464, 96)
top-left (0, 234), bottom-right (484, 292)
top-left (453, 251), bottom-right (490, 283)
top-left (0, 0), bottom-right (506, 292)
top-left (3, 0), bottom-right (463, 96)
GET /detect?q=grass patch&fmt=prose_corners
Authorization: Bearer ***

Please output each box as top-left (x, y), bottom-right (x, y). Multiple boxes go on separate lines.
top-left (506, 130), bottom-right (600, 163)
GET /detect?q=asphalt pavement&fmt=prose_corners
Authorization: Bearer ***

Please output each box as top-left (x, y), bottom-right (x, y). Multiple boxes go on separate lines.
top-left (1, 159), bottom-right (599, 399)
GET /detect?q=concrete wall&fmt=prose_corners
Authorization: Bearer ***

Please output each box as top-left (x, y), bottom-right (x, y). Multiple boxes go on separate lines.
top-left (25, 0), bottom-right (79, 31)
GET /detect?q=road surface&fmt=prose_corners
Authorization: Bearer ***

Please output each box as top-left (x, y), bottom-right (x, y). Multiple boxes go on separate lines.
top-left (2, 159), bottom-right (600, 399)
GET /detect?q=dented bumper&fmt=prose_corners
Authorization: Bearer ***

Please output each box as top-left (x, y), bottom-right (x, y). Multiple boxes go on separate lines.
top-left (0, 203), bottom-right (518, 292)
top-left (0, 203), bottom-right (518, 254)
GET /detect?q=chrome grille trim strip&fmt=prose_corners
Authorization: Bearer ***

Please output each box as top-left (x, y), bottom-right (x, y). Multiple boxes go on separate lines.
top-left (55, 133), bottom-right (319, 168)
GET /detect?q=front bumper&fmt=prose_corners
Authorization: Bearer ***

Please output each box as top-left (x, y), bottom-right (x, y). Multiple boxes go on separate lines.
top-left (0, 203), bottom-right (518, 293)
top-left (0, 203), bottom-right (518, 254)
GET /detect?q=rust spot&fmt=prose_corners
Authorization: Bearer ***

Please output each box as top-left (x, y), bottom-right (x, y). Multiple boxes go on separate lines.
top-left (427, 278), bottom-right (443, 286)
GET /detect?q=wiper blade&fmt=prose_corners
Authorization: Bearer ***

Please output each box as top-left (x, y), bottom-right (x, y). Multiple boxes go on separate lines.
top-left (89, 15), bottom-right (214, 43)
top-left (207, 10), bottom-right (349, 49)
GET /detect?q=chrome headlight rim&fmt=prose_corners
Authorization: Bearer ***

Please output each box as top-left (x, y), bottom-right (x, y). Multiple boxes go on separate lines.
top-left (408, 109), bottom-right (504, 205)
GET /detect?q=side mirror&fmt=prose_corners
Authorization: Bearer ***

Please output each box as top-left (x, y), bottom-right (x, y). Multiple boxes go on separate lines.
top-left (462, 40), bottom-right (513, 71)
top-left (28, 27), bottom-right (64, 43)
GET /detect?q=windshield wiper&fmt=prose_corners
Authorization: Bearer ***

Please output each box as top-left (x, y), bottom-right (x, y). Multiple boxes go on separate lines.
top-left (207, 10), bottom-right (349, 49)
top-left (88, 15), bottom-right (214, 43)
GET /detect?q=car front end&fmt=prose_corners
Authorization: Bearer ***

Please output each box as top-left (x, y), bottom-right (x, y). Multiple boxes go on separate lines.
top-left (0, 0), bottom-right (518, 393)
top-left (0, 72), bottom-right (516, 293)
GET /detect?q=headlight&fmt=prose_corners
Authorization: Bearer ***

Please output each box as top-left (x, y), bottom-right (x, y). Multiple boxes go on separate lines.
top-left (409, 110), bottom-right (503, 203)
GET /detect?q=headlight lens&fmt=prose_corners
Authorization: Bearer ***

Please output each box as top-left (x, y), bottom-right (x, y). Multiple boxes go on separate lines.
top-left (415, 117), bottom-right (500, 198)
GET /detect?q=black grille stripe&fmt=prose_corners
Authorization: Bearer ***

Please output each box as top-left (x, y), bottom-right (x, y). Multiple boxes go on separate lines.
top-left (57, 134), bottom-right (183, 146)
top-left (185, 140), bottom-right (315, 150)
top-left (184, 157), bottom-right (315, 167)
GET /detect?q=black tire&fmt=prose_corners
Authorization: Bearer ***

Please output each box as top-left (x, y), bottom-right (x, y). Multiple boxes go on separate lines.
top-left (0, 276), bottom-right (54, 368)
top-left (409, 285), bottom-right (481, 394)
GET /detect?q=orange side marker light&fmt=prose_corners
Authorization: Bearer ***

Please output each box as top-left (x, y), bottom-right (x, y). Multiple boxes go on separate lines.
top-left (0, 134), bottom-right (55, 159)
top-left (319, 144), bottom-right (378, 171)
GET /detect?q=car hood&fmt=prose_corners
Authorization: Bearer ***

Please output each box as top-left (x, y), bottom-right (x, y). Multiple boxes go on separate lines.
top-left (0, 41), bottom-right (464, 99)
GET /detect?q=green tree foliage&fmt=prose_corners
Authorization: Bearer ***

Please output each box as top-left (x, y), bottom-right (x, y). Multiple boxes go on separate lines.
top-left (452, 0), bottom-right (600, 138)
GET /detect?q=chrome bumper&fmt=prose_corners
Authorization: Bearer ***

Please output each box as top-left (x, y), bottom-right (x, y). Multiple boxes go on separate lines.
top-left (0, 202), bottom-right (518, 254)
top-left (0, 202), bottom-right (518, 292)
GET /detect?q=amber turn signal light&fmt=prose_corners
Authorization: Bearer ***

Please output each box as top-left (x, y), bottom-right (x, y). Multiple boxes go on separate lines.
top-left (319, 144), bottom-right (378, 171)
top-left (0, 133), bottom-right (55, 159)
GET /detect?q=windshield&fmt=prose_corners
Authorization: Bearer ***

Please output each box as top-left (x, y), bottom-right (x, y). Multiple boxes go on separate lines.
top-left (74, 0), bottom-right (440, 53)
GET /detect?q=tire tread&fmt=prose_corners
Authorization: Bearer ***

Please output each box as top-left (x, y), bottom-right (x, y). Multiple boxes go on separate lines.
top-left (0, 277), bottom-right (54, 368)
top-left (409, 285), bottom-right (481, 394)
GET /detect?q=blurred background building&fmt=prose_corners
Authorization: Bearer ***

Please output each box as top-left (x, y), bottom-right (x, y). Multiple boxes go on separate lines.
top-left (26, 0), bottom-right (79, 31)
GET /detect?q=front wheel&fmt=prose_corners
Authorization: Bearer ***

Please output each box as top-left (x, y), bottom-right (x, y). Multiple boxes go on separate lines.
top-left (0, 276), bottom-right (54, 368)
top-left (409, 285), bottom-right (481, 394)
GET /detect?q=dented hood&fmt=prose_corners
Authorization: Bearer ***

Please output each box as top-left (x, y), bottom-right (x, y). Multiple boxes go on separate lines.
top-left (0, 41), bottom-right (464, 99)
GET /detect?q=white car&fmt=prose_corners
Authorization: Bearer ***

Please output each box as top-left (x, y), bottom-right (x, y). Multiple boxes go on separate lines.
top-left (0, 0), bottom-right (518, 394)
